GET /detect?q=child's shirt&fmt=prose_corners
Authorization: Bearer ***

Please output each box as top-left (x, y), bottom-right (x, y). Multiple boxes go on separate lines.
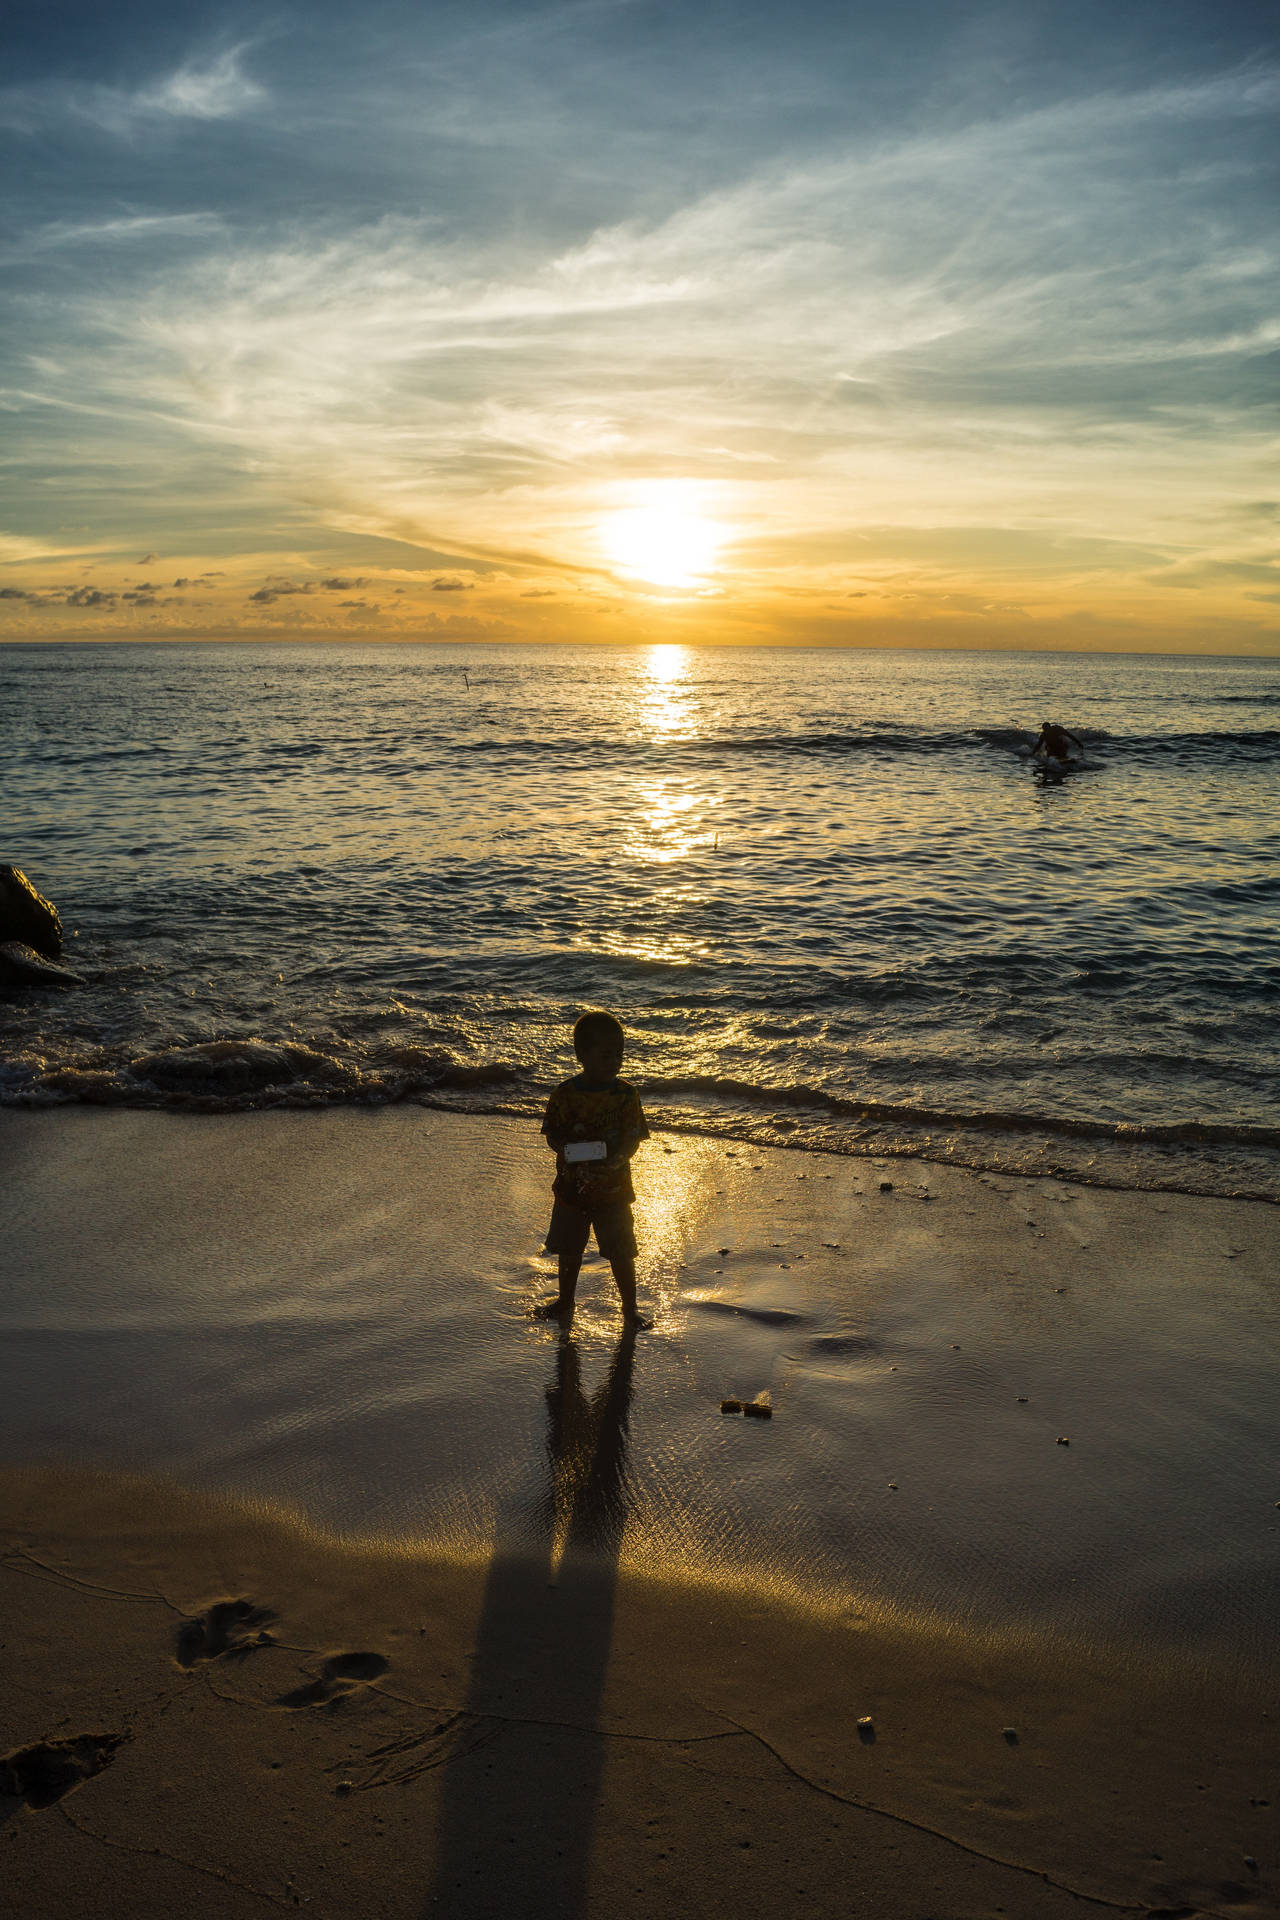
top-left (542, 1075), bottom-right (649, 1208)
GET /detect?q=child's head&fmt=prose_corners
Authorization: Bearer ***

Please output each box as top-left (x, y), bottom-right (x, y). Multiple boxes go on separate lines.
top-left (573, 1010), bottom-right (625, 1080)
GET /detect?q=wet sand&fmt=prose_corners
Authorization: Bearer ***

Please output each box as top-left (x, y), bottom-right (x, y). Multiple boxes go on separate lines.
top-left (1, 1108), bottom-right (1278, 1916)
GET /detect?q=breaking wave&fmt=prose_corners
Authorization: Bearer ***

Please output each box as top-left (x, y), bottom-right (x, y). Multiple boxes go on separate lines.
top-left (4, 1036), bottom-right (1276, 1201)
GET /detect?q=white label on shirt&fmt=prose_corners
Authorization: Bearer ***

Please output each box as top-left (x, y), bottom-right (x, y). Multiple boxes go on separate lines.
top-left (564, 1139), bottom-right (607, 1163)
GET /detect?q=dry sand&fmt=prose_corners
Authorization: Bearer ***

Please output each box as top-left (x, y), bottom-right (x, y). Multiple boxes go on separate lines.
top-left (1, 1108), bottom-right (1277, 1918)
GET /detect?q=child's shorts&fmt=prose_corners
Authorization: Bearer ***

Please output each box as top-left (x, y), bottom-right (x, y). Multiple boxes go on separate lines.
top-left (545, 1198), bottom-right (637, 1262)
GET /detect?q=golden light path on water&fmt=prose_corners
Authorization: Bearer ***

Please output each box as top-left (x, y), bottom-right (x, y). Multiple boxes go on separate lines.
top-left (599, 644), bottom-right (719, 968)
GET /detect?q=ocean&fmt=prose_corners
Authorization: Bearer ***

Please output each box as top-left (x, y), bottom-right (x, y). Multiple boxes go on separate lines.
top-left (3, 639), bottom-right (1278, 1198)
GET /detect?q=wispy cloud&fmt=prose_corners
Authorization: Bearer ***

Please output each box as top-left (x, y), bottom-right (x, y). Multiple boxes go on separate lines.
top-left (35, 67), bottom-right (1263, 562)
top-left (0, 46), bottom-right (266, 137)
top-left (12, 213), bottom-right (224, 257)
top-left (137, 48), bottom-right (266, 122)
top-left (1, 20), bottom-right (1276, 648)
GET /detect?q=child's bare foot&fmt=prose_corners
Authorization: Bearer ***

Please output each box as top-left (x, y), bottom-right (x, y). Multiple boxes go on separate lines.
top-left (533, 1295), bottom-right (574, 1320)
top-left (623, 1311), bottom-right (653, 1331)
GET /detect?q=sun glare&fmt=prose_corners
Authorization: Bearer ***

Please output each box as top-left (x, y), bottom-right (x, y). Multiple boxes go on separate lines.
top-left (601, 483), bottom-right (727, 589)
top-left (642, 643), bottom-right (696, 736)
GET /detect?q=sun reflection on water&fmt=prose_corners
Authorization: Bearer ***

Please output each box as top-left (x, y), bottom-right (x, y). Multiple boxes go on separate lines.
top-left (640, 643), bottom-right (698, 738)
top-left (575, 643), bottom-right (724, 969)
top-left (623, 780), bottom-right (707, 865)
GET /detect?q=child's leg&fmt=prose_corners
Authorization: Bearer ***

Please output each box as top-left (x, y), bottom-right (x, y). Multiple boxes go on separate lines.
top-left (534, 1205), bottom-right (586, 1318)
top-left (534, 1251), bottom-right (581, 1318)
top-left (555, 1250), bottom-right (582, 1309)
top-left (607, 1253), bottom-right (651, 1329)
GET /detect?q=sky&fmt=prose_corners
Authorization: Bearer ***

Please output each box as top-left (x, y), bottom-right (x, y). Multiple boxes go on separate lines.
top-left (2, 0), bottom-right (1277, 652)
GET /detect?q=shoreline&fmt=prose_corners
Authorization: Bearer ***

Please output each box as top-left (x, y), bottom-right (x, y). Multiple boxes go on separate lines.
top-left (3, 1081), bottom-right (1277, 1203)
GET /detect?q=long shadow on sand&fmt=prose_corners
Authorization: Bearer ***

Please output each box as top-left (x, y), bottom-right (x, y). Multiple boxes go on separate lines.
top-left (422, 1326), bottom-right (635, 1917)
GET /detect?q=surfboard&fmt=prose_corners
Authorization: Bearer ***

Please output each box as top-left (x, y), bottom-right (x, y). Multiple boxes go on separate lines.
top-left (1031, 748), bottom-right (1080, 777)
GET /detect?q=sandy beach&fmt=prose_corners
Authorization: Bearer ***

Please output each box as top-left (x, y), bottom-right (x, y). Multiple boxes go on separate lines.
top-left (2, 1108), bottom-right (1277, 1917)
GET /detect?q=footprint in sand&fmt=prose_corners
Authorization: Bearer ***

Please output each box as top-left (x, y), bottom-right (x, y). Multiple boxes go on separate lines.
top-left (175, 1597), bottom-right (277, 1668)
top-left (805, 1332), bottom-right (877, 1355)
top-left (277, 1652), bottom-right (389, 1710)
top-left (1, 1732), bottom-right (128, 1810)
top-left (692, 1300), bottom-right (803, 1327)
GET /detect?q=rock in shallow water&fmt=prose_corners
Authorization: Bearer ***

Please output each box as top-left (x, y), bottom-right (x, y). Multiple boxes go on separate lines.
top-left (0, 940), bottom-right (83, 988)
top-left (0, 866), bottom-right (62, 956)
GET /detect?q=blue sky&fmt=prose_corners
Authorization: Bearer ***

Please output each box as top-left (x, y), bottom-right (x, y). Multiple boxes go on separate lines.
top-left (3, 0), bottom-right (1277, 648)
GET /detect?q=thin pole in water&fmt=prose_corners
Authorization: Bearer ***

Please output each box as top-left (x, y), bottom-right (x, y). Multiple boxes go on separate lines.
top-left (463, 671), bottom-right (471, 691)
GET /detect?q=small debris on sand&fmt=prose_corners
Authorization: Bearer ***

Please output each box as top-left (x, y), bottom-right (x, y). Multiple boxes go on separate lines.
top-left (743, 1401), bottom-right (773, 1420)
top-left (879, 1180), bottom-right (894, 1193)
top-left (1003, 1727), bottom-right (1019, 1744)
top-left (1057, 1436), bottom-right (1071, 1446)
top-left (720, 1399), bottom-right (743, 1414)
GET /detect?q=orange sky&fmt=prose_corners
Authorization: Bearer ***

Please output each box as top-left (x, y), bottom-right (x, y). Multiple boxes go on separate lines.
top-left (3, 6), bottom-right (1277, 654)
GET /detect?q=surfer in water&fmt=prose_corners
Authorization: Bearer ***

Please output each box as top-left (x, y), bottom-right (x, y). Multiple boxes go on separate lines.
top-left (1031, 720), bottom-right (1083, 763)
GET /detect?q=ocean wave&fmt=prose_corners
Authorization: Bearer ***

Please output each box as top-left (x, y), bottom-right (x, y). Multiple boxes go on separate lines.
top-left (4, 1039), bottom-right (1276, 1200)
top-left (418, 722), bottom-right (1279, 767)
top-left (1123, 728), bottom-right (1280, 760)
top-left (3, 1038), bottom-right (523, 1109)
top-left (17, 717), bottom-right (1278, 785)
top-left (446, 724), bottom-right (1060, 761)
top-left (641, 1071), bottom-right (1280, 1151)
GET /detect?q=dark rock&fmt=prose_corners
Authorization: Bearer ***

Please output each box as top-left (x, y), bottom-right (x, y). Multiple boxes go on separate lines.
top-left (743, 1401), bottom-right (773, 1419)
top-left (0, 867), bottom-right (62, 956)
top-left (856, 1716), bottom-right (876, 1743)
top-left (1056, 1436), bottom-right (1070, 1446)
top-left (879, 1180), bottom-right (893, 1192)
top-left (720, 1399), bottom-right (743, 1414)
top-left (1003, 1727), bottom-right (1019, 1744)
top-left (0, 940), bottom-right (83, 988)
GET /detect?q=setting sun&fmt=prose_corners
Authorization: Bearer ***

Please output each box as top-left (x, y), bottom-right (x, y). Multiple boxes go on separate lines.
top-left (600, 485), bottom-right (727, 589)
